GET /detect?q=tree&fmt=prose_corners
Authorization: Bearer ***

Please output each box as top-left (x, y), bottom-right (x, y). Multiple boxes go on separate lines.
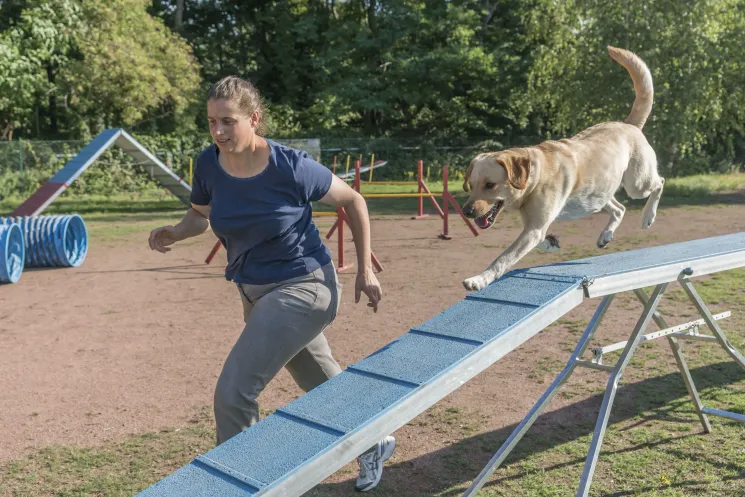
top-left (0, 0), bottom-right (202, 139)
top-left (512, 0), bottom-right (745, 174)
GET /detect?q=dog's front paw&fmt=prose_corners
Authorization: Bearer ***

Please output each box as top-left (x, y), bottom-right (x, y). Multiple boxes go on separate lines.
top-left (463, 274), bottom-right (492, 292)
top-left (597, 230), bottom-right (614, 248)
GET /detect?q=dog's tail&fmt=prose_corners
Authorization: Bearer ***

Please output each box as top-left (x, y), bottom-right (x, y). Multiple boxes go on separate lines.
top-left (608, 45), bottom-right (654, 129)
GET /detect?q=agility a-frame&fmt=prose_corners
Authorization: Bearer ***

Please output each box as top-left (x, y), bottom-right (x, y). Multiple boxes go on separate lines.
top-left (11, 128), bottom-right (192, 216)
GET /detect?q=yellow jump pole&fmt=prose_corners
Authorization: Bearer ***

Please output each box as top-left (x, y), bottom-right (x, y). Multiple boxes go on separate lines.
top-left (345, 155), bottom-right (351, 176)
top-left (361, 193), bottom-right (439, 198)
top-left (368, 153), bottom-right (375, 182)
top-left (189, 157), bottom-right (193, 186)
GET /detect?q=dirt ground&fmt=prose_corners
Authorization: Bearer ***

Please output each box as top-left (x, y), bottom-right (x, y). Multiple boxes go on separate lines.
top-left (2, 200), bottom-right (745, 493)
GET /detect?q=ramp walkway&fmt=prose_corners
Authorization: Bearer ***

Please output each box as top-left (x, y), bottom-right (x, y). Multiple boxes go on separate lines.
top-left (11, 128), bottom-right (191, 216)
top-left (136, 232), bottom-right (745, 497)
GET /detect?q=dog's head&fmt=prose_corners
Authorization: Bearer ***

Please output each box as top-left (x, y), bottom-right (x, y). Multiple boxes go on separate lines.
top-left (461, 149), bottom-right (532, 229)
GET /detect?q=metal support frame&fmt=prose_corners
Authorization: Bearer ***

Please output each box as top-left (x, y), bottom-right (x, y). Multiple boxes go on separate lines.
top-left (463, 275), bottom-right (745, 497)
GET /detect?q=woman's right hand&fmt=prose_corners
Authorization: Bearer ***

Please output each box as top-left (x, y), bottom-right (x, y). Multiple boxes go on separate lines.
top-left (148, 225), bottom-right (182, 253)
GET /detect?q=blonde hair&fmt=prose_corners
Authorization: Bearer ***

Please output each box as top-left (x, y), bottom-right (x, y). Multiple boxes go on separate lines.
top-left (207, 76), bottom-right (268, 135)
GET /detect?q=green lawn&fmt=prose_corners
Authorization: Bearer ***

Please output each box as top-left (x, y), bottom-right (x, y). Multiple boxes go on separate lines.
top-left (1, 171), bottom-right (744, 220)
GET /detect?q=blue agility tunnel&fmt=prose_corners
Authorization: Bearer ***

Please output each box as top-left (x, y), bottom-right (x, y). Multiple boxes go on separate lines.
top-left (0, 214), bottom-right (88, 268)
top-left (0, 222), bottom-right (25, 284)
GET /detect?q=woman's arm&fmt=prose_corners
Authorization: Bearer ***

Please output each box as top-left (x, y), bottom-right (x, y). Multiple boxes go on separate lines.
top-left (176, 204), bottom-right (211, 239)
top-left (148, 204), bottom-right (211, 253)
top-left (318, 175), bottom-right (382, 311)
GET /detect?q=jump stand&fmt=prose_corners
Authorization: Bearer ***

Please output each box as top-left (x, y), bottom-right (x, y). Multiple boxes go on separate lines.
top-left (439, 165), bottom-right (478, 240)
top-left (412, 160), bottom-right (444, 220)
top-left (464, 272), bottom-right (745, 497)
top-left (327, 160), bottom-right (383, 273)
top-left (325, 205), bottom-right (383, 274)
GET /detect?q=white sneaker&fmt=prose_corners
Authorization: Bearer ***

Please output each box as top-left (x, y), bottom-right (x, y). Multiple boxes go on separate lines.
top-left (355, 435), bottom-right (396, 492)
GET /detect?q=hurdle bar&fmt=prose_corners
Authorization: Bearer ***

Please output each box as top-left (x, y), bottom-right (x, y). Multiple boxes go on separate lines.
top-left (351, 159), bottom-right (477, 239)
top-left (136, 232), bottom-right (745, 497)
top-left (358, 159), bottom-right (446, 221)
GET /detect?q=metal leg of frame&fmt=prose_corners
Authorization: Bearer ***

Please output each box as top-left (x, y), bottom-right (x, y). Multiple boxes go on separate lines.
top-left (461, 295), bottom-right (616, 497)
top-left (575, 283), bottom-right (669, 497)
top-left (680, 278), bottom-right (745, 371)
top-left (633, 288), bottom-right (712, 433)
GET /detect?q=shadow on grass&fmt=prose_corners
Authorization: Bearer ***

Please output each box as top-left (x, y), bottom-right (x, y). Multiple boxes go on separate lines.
top-left (308, 361), bottom-right (745, 497)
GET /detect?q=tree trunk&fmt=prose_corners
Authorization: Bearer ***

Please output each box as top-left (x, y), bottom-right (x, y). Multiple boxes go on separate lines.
top-left (175, 0), bottom-right (184, 31)
top-left (366, 0), bottom-right (377, 34)
top-left (47, 63), bottom-right (58, 135)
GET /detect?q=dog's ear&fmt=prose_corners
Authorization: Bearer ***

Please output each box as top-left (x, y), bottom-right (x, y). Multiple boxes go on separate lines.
top-left (462, 159), bottom-right (475, 192)
top-left (497, 152), bottom-right (531, 190)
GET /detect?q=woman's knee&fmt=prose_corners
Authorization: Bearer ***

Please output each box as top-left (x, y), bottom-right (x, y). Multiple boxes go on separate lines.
top-left (214, 372), bottom-right (257, 414)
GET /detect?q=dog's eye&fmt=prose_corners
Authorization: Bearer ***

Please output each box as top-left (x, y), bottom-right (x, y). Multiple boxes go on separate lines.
top-left (485, 182), bottom-right (496, 189)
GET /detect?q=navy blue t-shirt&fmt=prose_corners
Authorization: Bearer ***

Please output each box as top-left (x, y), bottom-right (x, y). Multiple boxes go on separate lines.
top-left (190, 139), bottom-right (333, 285)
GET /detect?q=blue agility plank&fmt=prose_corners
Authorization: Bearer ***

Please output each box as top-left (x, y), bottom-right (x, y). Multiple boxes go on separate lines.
top-left (135, 274), bottom-right (584, 497)
top-left (50, 128), bottom-right (122, 185)
top-left (522, 231), bottom-right (745, 296)
top-left (134, 232), bottom-right (745, 497)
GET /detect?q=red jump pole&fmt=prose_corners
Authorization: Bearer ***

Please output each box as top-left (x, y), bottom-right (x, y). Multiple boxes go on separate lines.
top-left (439, 166), bottom-right (451, 240)
top-left (205, 239), bottom-right (222, 264)
top-left (439, 165), bottom-right (479, 240)
top-left (354, 159), bottom-right (361, 192)
top-left (414, 161), bottom-right (445, 220)
top-left (415, 160), bottom-right (428, 219)
top-left (335, 206), bottom-right (354, 272)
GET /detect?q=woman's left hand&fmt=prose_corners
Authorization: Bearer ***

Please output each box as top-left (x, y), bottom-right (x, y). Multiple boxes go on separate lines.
top-left (355, 269), bottom-right (383, 313)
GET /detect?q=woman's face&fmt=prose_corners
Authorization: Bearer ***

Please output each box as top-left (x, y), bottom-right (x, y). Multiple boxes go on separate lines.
top-left (207, 98), bottom-right (259, 153)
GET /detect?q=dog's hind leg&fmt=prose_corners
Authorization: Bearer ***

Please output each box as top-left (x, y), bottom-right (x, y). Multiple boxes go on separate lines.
top-left (641, 177), bottom-right (664, 229)
top-left (621, 139), bottom-right (664, 230)
top-left (597, 197), bottom-right (625, 248)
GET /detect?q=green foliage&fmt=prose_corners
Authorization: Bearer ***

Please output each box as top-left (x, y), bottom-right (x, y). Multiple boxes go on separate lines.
top-left (66, 0), bottom-right (202, 138)
top-left (2, 0), bottom-right (745, 183)
top-left (514, 0), bottom-right (745, 175)
top-left (0, 0), bottom-right (201, 140)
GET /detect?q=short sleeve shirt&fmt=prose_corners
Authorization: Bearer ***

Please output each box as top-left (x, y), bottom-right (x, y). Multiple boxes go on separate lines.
top-left (190, 138), bottom-right (333, 285)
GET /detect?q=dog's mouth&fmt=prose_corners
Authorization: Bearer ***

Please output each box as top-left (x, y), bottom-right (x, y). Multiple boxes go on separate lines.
top-left (474, 201), bottom-right (504, 229)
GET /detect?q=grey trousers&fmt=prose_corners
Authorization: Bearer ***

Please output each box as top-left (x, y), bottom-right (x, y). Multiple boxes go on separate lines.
top-left (214, 262), bottom-right (344, 445)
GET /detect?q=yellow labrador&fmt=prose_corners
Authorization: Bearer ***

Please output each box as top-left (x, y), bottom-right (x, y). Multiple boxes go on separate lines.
top-left (460, 46), bottom-right (664, 291)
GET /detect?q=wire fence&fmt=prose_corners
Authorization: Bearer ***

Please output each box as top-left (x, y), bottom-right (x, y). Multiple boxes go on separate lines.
top-left (0, 135), bottom-right (504, 200)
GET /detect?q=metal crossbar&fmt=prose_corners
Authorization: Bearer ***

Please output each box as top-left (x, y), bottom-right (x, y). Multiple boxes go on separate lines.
top-left (463, 275), bottom-right (745, 497)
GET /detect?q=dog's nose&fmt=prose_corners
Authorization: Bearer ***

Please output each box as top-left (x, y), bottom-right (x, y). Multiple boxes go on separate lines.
top-left (463, 205), bottom-right (474, 218)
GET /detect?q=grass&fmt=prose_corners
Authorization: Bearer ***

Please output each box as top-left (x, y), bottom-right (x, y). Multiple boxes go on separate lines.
top-left (618, 172), bottom-right (745, 207)
top-left (2, 171), bottom-right (743, 221)
top-left (662, 172), bottom-right (745, 197)
top-left (0, 407), bottom-right (217, 497)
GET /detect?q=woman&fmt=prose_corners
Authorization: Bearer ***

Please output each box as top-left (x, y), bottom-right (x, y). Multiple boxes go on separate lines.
top-left (148, 76), bottom-right (395, 492)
